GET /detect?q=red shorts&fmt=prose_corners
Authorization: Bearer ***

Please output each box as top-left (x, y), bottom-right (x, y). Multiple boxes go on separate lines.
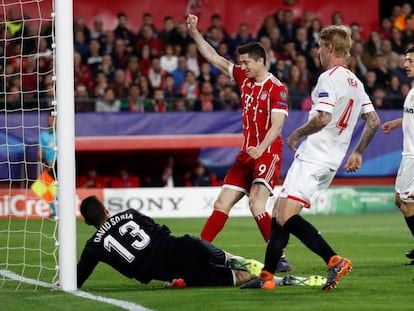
top-left (223, 151), bottom-right (282, 195)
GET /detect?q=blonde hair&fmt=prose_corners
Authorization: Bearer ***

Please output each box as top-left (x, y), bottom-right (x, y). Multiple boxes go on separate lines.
top-left (319, 25), bottom-right (352, 58)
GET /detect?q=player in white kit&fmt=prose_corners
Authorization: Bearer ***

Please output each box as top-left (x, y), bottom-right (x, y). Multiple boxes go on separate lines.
top-left (241, 25), bottom-right (380, 291)
top-left (382, 46), bottom-right (414, 265)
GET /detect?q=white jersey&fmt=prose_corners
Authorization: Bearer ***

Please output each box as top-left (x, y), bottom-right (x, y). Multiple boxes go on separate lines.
top-left (295, 66), bottom-right (375, 169)
top-left (402, 87), bottom-right (414, 158)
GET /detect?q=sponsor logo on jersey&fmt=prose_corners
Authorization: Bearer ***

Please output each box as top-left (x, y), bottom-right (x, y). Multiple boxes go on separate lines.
top-left (404, 107), bottom-right (414, 114)
top-left (318, 92), bottom-right (329, 98)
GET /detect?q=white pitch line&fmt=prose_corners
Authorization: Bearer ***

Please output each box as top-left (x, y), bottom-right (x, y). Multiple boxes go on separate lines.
top-left (0, 270), bottom-right (152, 311)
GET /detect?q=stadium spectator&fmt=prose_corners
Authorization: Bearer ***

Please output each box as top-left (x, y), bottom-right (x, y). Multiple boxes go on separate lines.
top-left (380, 39), bottom-right (399, 70)
top-left (110, 165), bottom-right (140, 188)
top-left (198, 62), bottom-right (217, 86)
top-left (109, 69), bottom-right (129, 99)
top-left (257, 14), bottom-right (278, 40)
top-left (381, 46), bottom-right (414, 266)
top-left (159, 16), bottom-right (179, 46)
top-left (194, 81), bottom-right (222, 111)
top-left (93, 70), bottom-right (108, 98)
top-left (393, 2), bottom-right (414, 31)
top-left (228, 22), bottom-right (256, 56)
top-left (124, 56), bottom-right (140, 86)
top-left (75, 83), bottom-right (94, 112)
top-left (138, 75), bottom-right (154, 100)
top-left (206, 14), bottom-right (230, 43)
top-left (390, 27), bottom-right (406, 54)
top-left (111, 38), bottom-right (131, 70)
top-left (74, 30), bottom-right (89, 62)
top-left (386, 75), bottom-right (403, 109)
top-left (135, 24), bottom-right (163, 57)
top-left (378, 17), bottom-right (393, 40)
top-left (160, 44), bottom-right (178, 73)
top-left (331, 11), bottom-right (344, 26)
top-left (95, 87), bottom-right (121, 112)
top-left (185, 42), bottom-right (201, 77)
top-left (97, 54), bottom-right (116, 83)
top-left (370, 53), bottom-right (391, 88)
top-left (169, 93), bottom-right (188, 112)
top-left (217, 83), bottom-right (239, 111)
top-left (364, 70), bottom-right (380, 96)
top-left (73, 16), bottom-right (90, 43)
top-left (162, 74), bottom-right (178, 103)
top-left (278, 9), bottom-right (299, 42)
top-left (179, 70), bottom-right (199, 108)
top-left (148, 56), bottom-right (168, 89)
top-left (347, 55), bottom-right (367, 82)
top-left (76, 195), bottom-right (254, 289)
top-left (362, 31), bottom-right (382, 69)
top-left (171, 55), bottom-right (188, 89)
top-left (184, 161), bottom-right (219, 187)
top-left (85, 39), bottom-right (103, 75)
top-left (293, 26), bottom-right (311, 55)
top-left (74, 51), bottom-right (93, 94)
top-left (259, 36), bottom-right (277, 73)
top-left (136, 12), bottom-right (159, 40)
top-left (90, 16), bottom-right (105, 41)
top-left (187, 14), bottom-right (291, 272)
top-left (137, 44), bottom-right (153, 76)
top-left (121, 84), bottom-right (146, 112)
top-left (205, 26), bottom-right (224, 51)
top-left (151, 88), bottom-right (167, 112)
top-left (173, 20), bottom-right (194, 53)
top-left (76, 168), bottom-right (106, 188)
top-left (241, 24), bottom-right (380, 292)
top-left (286, 64), bottom-right (308, 110)
top-left (101, 30), bottom-right (116, 55)
top-left (113, 12), bottom-right (135, 50)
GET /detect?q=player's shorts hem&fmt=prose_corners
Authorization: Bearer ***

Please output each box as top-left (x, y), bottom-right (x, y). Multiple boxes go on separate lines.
top-left (223, 184), bottom-right (249, 195)
top-left (287, 195), bottom-right (311, 208)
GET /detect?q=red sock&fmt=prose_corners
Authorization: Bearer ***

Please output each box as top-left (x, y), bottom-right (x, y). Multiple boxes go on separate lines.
top-left (254, 212), bottom-right (271, 242)
top-left (200, 210), bottom-right (228, 242)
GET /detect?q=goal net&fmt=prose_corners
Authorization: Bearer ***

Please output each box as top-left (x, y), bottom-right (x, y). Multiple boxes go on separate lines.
top-left (0, 0), bottom-right (59, 290)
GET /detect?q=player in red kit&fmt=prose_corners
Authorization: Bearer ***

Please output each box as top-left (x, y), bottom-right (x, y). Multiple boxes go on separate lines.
top-left (187, 14), bottom-right (291, 272)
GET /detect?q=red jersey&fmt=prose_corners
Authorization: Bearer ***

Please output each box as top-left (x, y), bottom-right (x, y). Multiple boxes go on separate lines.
top-left (230, 64), bottom-right (288, 154)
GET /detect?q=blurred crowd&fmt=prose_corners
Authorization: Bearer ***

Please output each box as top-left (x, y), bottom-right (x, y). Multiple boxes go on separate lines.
top-left (2, 2), bottom-right (414, 113)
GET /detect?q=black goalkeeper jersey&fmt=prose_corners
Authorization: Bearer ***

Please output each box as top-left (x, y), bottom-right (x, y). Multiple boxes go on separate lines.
top-left (77, 209), bottom-right (171, 288)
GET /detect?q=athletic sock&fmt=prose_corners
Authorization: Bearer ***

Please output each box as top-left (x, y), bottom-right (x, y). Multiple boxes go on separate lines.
top-left (254, 211), bottom-right (272, 242)
top-left (404, 215), bottom-right (414, 237)
top-left (200, 210), bottom-right (228, 242)
top-left (263, 218), bottom-right (289, 273)
top-left (283, 214), bottom-right (336, 264)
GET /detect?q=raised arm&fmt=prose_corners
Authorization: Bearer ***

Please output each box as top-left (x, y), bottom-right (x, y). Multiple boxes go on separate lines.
top-left (186, 14), bottom-right (231, 75)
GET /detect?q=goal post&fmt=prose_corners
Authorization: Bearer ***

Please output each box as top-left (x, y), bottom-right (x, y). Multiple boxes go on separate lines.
top-left (55, 0), bottom-right (77, 291)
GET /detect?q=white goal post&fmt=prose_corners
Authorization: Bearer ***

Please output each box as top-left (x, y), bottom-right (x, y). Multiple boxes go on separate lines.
top-left (55, 0), bottom-right (76, 291)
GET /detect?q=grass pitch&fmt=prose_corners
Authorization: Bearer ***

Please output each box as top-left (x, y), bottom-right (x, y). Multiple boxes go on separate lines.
top-left (1, 212), bottom-right (413, 311)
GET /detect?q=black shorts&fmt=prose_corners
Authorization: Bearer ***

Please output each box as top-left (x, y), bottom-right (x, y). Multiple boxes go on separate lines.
top-left (151, 235), bottom-right (234, 286)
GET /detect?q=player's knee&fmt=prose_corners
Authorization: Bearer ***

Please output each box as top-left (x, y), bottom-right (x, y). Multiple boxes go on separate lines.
top-left (234, 270), bottom-right (254, 286)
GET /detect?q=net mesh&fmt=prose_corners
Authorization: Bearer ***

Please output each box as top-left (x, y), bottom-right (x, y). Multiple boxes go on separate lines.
top-left (0, 0), bottom-right (58, 290)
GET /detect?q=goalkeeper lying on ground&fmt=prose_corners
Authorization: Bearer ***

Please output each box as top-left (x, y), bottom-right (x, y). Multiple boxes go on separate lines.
top-left (77, 196), bottom-right (325, 289)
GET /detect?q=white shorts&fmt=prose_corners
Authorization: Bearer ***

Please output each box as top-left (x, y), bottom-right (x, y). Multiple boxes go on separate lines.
top-left (280, 158), bottom-right (336, 208)
top-left (395, 157), bottom-right (414, 203)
